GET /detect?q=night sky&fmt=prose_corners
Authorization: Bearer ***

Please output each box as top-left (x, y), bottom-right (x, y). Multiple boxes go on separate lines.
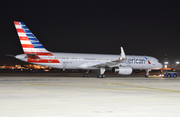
top-left (1, 0), bottom-right (180, 65)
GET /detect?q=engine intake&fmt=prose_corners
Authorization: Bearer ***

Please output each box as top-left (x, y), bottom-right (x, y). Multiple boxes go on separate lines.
top-left (112, 67), bottom-right (132, 75)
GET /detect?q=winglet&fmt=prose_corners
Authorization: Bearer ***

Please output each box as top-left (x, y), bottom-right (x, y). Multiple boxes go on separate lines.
top-left (121, 47), bottom-right (126, 59)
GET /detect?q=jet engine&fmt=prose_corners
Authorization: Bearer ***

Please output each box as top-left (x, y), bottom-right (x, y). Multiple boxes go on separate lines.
top-left (112, 67), bottom-right (132, 75)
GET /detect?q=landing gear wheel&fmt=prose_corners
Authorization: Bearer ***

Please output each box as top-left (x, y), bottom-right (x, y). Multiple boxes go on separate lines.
top-left (97, 74), bottom-right (106, 78)
top-left (102, 74), bottom-right (105, 78)
top-left (145, 75), bottom-right (149, 78)
top-left (97, 74), bottom-right (101, 78)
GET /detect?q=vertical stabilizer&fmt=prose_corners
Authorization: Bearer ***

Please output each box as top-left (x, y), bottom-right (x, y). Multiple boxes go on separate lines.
top-left (14, 21), bottom-right (52, 56)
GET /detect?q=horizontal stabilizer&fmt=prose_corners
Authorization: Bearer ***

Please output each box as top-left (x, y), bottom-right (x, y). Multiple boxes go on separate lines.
top-left (26, 53), bottom-right (40, 59)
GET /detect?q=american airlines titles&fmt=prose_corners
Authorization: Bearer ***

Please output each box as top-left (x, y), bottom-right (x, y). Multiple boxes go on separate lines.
top-left (122, 58), bottom-right (147, 64)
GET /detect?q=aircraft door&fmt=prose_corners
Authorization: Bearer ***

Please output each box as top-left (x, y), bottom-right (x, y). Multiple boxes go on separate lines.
top-left (63, 62), bottom-right (68, 68)
top-left (151, 58), bottom-right (156, 65)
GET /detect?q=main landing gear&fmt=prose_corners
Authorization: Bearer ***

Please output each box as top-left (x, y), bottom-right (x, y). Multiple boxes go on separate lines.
top-left (145, 69), bottom-right (151, 78)
top-left (97, 68), bottom-right (106, 78)
top-left (82, 68), bottom-right (106, 78)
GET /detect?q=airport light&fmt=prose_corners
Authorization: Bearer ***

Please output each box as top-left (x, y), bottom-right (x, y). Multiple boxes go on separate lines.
top-left (176, 61), bottom-right (179, 64)
top-left (164, 62), bottom-right (168, 65)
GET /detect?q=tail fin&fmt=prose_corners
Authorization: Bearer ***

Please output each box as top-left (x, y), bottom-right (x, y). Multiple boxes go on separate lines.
top-left (14, 21), bottom-right (52, 56)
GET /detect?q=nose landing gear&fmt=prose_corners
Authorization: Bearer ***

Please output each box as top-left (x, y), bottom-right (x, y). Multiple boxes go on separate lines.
top-left (83, 70), bottom-right (90, 77)
top-left (145, 69), bottom-right (151, 78)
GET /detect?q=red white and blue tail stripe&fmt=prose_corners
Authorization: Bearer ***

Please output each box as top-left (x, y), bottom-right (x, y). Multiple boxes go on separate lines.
top-left (14, 21), bottom-right (52, 55)
top-left (14, 21), bottom-right (60, 63)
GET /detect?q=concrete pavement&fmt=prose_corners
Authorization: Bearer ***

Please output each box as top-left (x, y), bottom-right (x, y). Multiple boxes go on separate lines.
top-left (0, 76), bottom-right (180, 117)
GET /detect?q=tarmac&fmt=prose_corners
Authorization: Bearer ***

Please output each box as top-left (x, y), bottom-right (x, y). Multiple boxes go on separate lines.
top-left (0, 76), bottom-right (180, 117)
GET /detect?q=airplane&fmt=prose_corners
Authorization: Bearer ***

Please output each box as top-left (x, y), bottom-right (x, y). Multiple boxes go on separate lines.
top-left (13, 21), bottom-right (163, 78)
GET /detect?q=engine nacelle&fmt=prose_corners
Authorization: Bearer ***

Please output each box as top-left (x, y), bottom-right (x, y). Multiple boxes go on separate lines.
top-left (112, 67), bottom-right (132, 75)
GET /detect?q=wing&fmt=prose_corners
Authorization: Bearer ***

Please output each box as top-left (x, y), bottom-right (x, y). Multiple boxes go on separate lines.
top-left (77, 60), bottom-right (124, 69)
top-left (78, 47), bottom-right (128, 69)
top-left (92, 59), bottom-right (126, 68)
top-left (93, 47), bottom-right (127, 68)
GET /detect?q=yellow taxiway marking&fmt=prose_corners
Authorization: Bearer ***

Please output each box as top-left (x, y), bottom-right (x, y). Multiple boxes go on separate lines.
top-left (148, 75), bottom-right (163, 77)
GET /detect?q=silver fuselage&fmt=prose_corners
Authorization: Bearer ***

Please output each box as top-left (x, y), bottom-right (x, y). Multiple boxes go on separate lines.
top-left (16, 52), bottom-right (163, 70)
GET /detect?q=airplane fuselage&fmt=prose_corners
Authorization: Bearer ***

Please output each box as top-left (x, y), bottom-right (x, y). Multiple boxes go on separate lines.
top-left (16, 52), bottom-right (162, 70)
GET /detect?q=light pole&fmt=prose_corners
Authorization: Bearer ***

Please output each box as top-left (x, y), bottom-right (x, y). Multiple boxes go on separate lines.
top-left (176, 61), bottom-right (179, 69)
